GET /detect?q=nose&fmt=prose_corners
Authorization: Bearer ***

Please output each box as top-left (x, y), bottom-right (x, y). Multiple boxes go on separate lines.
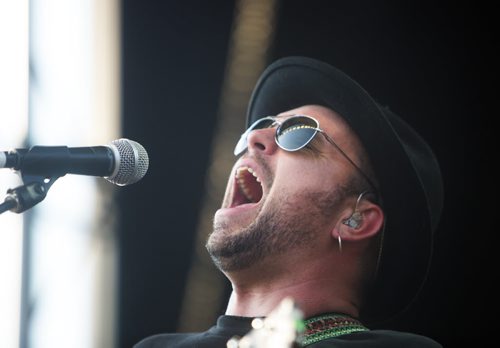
top-left (246, 127), bottom-right (278, 155)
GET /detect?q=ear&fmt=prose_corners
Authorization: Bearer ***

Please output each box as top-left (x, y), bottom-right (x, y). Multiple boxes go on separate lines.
top-left (332, 201), bottom-right (384, 242)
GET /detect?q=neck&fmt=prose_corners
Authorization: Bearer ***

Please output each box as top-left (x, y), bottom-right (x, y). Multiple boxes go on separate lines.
top-left (224, 252), bottom-right (361, 319)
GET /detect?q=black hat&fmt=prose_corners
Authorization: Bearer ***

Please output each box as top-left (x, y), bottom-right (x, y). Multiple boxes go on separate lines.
top-left (246, 56), bottom-right (443, 324)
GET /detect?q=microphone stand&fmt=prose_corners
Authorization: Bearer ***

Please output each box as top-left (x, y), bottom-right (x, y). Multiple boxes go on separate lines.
top-left (0, 174), bottom-right (59, 215)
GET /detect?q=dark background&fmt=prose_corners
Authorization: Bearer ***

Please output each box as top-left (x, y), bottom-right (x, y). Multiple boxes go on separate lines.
top-left (118, 1), bottom-right (474, 347)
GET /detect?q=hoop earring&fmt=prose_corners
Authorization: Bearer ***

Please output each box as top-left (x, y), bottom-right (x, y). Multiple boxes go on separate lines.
top-left (338, 234), bottom-right (342, 253)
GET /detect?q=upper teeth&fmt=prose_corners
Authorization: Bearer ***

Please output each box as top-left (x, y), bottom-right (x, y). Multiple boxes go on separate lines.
top-left (235, 166), bottom-right (261, 201)
top-left (236, 166), bottom-right (260, 182)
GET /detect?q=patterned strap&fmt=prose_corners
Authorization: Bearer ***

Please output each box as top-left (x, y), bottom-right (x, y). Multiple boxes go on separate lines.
top-left (299, 313), bottom-right (368, 346)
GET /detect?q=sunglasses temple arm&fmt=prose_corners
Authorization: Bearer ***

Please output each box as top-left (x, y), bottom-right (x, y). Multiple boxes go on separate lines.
top-left (321, 132), bottom-right (378, 193)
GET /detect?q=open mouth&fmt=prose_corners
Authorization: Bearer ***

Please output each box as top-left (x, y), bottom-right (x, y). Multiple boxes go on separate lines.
top-left (231, 166), bottom-right (263, 207)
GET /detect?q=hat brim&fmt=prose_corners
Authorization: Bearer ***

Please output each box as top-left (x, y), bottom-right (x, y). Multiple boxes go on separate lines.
top-left (246, 56), bottom-right (439, 324)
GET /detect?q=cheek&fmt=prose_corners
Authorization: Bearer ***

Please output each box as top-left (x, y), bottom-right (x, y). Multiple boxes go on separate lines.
top-left (276, 160), bottom-right (338, 192)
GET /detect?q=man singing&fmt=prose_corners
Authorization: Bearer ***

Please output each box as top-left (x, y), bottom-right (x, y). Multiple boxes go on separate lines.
top-left (135, 56), bottom-right (443, 347)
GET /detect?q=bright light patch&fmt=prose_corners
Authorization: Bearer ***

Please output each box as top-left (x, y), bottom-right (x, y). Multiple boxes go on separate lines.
top-left (27, 0), bottom-right (121, 347)
top-left (0, 1), bottom-right (29, 348)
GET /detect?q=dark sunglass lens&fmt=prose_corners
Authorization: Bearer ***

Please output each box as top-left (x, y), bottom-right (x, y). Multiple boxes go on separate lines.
top-left (277, 117), bottom-right (318, 151)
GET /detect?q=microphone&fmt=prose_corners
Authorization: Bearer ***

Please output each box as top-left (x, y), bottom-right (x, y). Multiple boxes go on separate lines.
top-left (0, 138), bottom-right (149, 186)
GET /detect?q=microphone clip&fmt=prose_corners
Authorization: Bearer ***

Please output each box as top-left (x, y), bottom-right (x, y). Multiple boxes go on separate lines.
top-left (0, 174), bottom-right (59, 214)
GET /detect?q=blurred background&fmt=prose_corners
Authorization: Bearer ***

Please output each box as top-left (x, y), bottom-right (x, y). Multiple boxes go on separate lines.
top-left (0, 0), bottom-right (475, 347)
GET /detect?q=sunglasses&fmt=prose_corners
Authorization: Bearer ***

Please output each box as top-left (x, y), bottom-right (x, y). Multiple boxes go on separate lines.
top-left (234, 115), bottom-right (377, 192)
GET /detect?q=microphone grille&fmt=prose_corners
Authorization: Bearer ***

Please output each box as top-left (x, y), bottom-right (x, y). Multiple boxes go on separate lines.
top-left (106, 139), bottom-right (149, 186)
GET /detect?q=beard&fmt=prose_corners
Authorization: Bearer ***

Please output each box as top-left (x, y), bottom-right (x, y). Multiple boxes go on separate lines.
top-left (206, 183), bottom-right (351, 272)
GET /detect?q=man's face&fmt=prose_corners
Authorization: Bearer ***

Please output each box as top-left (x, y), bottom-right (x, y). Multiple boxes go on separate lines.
top-left (206, 105), bottom-right (364, 272)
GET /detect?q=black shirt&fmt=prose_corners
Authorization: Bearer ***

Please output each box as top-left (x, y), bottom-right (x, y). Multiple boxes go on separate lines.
top-left (134, 315), bottom-right (442, 348)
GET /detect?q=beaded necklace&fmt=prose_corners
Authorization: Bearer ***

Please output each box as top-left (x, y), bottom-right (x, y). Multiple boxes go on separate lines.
top-left (299, 313), bottom-right (368, 346)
